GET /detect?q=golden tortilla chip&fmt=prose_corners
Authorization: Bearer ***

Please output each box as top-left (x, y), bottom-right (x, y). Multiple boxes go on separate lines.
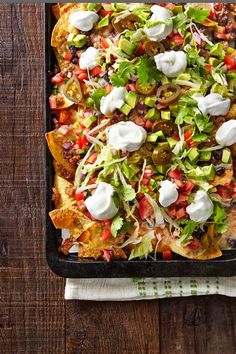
top-left (49, 207), bottom-right (94, 240)
top-left (53, 165), bottom-right (75, 209)
top-left (46, 130), bottom-right (76, 174)
top-left (78, 222), bottom-right (125, 259)
top-left (52, 4), bottom-right (61, 20)
top-left (226, 103), bottom-right (236, 120)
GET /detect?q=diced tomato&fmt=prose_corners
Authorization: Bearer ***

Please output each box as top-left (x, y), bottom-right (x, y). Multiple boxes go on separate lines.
top-left (145, 120), bottom-right (153, 130)
top-left (204, 63), bottom-right (212, 74)
top-left (134, 117), bottom-right (145, 127)
top-left (168, 205), bottom-right (176, 218)
top-left (58, 110), bottom-right (71, 124)
top-left (175, 179), bottom-right (184, 189)
top-left (103, 220), bottom-right (112, 227)
top-left (76, 199), bottom-right (85, 209)
top-left (188, 239), bottom-right (201, 250)
top-left (136, 42), bottom-right (145, 56)
top-left (184, 181), bottom-right (195, 193)
top-left (171, 33), bottom-right (184, 45)
top-left (224, 56), bottom-right (236, 71)
top-left (139, 197), bottom-right (153, 220)
top-left (78, 73), bottom-right (88, 81)
top-left (184, 131), bottom-right (192, 140)
top-left (51, 73), bottom-right (64, 84)
top-left (217, 186), bottom-right (231, 200)
top-left (63, 52), bottom-right (73, 61)
top-left (175, 207), bottom-right (186, 219)
top-left (184, 131), bottom-right (196, 147)
top-left (100, 9), bottom-right (113, 17)
top-left (100, 228), bottom-right (112, 240)
top-left (162, 250), bottom-right (172, 260)
top-left (141, 178), bottom-right (149, 186)
top-left (101, 36), bottom-right (109, 49)
top-left (77, 134), bottom-right (88, 148)
top-left (172, 135), bottom-right (180, 141)
top-left (209, 9), bottom-right (215, 20)
top-left (73, 67), bottom-right (87, 75)
top-left (90, 66), bottom-right (102, 76)
top-left (175, 194), bottom-right (186, 205)
top-left (103, 83), bottom-right (112, 93)
top-left (75, 191), bottom-right (84, 201)
top-left (49, 95), bottom-right (57, 109)
top-left (126, 83), bottom-right (136, 92)
top-left (86, 152), bottom-right (98, 164)
top-left (168, 168), bottom-right (181, 180)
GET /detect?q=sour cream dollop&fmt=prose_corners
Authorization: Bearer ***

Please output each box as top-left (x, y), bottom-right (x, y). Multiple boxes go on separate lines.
top-left (186, 191), bottom-right (213, 222)
top-left (79, 47), bottom-right (99, 70)
top-left (84, 182), bottom-right (118, 220)
top-left (194, 93), bottom-right (231, 116)
top-left (144, 5), bottom-right (173, 41)
top-left (69, 11), bottom-right (99, 31)
top-left (107, 121), bottom-right (147, 152)
top-left (100, 87), bottom-right (126, 115)
top-left (154, 51), bottom-right (187, 78)
top-left (158, 180), bottom-right (178, 207)
top-left (215, 120), bottom-right (236, 146)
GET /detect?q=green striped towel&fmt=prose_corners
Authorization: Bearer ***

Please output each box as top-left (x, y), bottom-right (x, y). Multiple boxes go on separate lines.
top-left (65, 277), bottom-right (236, 300)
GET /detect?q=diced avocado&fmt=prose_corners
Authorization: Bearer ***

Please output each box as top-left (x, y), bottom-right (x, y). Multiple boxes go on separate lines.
top-left (119, 103), bottom-right (132, 115)
top-left (166, 137), bottom-right (178, 149)
top-left (126, 91), bottom-right (138, 108)
top-left (87, 3), bottom-right (101, 11)
top-left (98, 14), bottom-right (110, 28)
top-left (210, 43), bottom-right (224, 58)
top-left (161, 76), bottom-right (170, 85)
top-left (144, 96), bottom-right (156, 107)
top-left (222, 149), bottom-right (231, 163)
top-left (73, 34), bottom-right (87, 48)
top-left (156, 165), bottom-right (167, 175)
top-left (187, 147), bottom-right (199, 163)
top-left (119, 38), bottom-right (136, 56)
top-left (145, 108), bottom-right (160, 120)
top-left (173, 5), bottom-right (183, 13)
top-left (200, 151), bottom-right (211, 161)
top-left (169, 104), bottom-right (178, 113)
top-left (83, 114), bottom-right (97, 128)
top-left (161, 111), bottom-right (171, 120)
top-left (147, 131), bottom-right (165, 143)
top-left (226, 71), bottom-right (236, 80)
top-left (67, 33), bottom-right (75, 45)
top-left (86, 97), bottom-right (94, 107)
top-left (202, 164), bottom-right (215, 181)
top-left (209, 57), bottom-right (219, 67)
top-left (122, 162), bottom-right (139, 179)
top-left (185, 160), bottom-right (194, 170)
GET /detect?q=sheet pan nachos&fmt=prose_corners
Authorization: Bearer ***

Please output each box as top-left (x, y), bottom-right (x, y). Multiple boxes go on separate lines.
top-left (47, 3), bottom-right (236, 262)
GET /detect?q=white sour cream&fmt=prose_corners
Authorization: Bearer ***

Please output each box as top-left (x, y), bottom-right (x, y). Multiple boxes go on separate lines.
top-left (186, 190), bottom-right (213, 222)
top-left (79, 47), bottom-right (100, 70)
top-left (84, 182), bottom-right (118, 220)
top-left (100, 87), bottom-right (126, 115)
top-left (69, 11), bottom-right (99, 31)
top-left (107, 121), bottom-right (147, 152)
top-left (154, 51), bottom-right (187, 78)
top-left (158, 180), bottom-right (178, 207)
top-left (193, 93), bottom-right (231, 116)
top-left (215, 120), bottom-right (236, 146)
top-left (144, 5), bottom-right (173, 41)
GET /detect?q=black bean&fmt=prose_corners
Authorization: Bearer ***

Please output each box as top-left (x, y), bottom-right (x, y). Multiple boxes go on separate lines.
top-left (72, 57), bottom-right (78, 64)
top-left (68, 45), bottom-right (76, 52)
top-left (216, 167), bottom-right (225, 176)
top-left (103, 72), bottom-right (110, 82)
top-left (212, 150), bottom-right (222, 160)
top-left (79, 30), bottom-right (92, 35)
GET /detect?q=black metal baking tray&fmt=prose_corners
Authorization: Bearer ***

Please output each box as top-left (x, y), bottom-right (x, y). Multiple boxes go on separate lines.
top-left (45, 4), bottom-right (236, 278)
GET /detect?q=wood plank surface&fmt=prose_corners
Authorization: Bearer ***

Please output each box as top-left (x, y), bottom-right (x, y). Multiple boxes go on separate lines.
top-left (1, 4), bottom-right (236, 354)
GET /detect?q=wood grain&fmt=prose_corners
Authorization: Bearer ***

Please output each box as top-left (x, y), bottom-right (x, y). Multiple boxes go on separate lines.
top-left (0, 4), bottom-right (65, 354)
top-left (1, 4), bottom-right (236, 354)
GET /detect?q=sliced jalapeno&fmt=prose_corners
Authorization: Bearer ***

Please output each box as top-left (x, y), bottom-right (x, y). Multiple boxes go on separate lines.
top-left (156, 84), bottom-right (181, 105)
top-left (136, 81), bottom-right (157, 96)
top-left (112, 14), bottom-right (141, 33)
top-left (152, 143), bottom-right (172, 165)
top-left (63, 76), bottom-right (83, 104)
top-left (152, 120), bottom-right (178, 137)
top-left (143, 41), bottom-right (165, 56)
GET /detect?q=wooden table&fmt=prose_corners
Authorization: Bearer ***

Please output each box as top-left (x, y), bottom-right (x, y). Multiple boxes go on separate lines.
top-left (1, 4), bottom-right (236, 353)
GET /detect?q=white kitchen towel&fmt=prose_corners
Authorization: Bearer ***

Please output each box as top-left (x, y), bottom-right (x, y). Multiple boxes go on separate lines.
top-left (65, 276), bottom-right (236, 300)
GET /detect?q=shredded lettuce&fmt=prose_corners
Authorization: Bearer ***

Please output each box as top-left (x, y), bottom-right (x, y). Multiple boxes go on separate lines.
top-left (129, 230), bottom-right (155, 260)
top-left (144, 193), bottom-right (165, 226)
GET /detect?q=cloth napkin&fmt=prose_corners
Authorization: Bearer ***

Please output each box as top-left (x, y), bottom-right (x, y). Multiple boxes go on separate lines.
top-left (65, 276), bottom-right (236, 300)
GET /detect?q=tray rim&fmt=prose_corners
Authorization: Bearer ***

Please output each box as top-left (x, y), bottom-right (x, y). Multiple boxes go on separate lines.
top-left (45, 3), bottom-right (236, 278)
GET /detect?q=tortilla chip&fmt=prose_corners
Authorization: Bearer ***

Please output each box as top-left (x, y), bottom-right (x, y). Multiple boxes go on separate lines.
top-left (211, 168), bottom-right (233, 186)
top-left (226, 103), bottom-right (236, 120)
top-left (46, 131), bottom-right (76, 174)
top-left (49, 207), bottom-right (94, 240)
top-left (52, 4), bottom-right (61, 20)
top-left (53, 165), bottom-right (75, 209)
top-left (78, 222), bottom-right (125, 259)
